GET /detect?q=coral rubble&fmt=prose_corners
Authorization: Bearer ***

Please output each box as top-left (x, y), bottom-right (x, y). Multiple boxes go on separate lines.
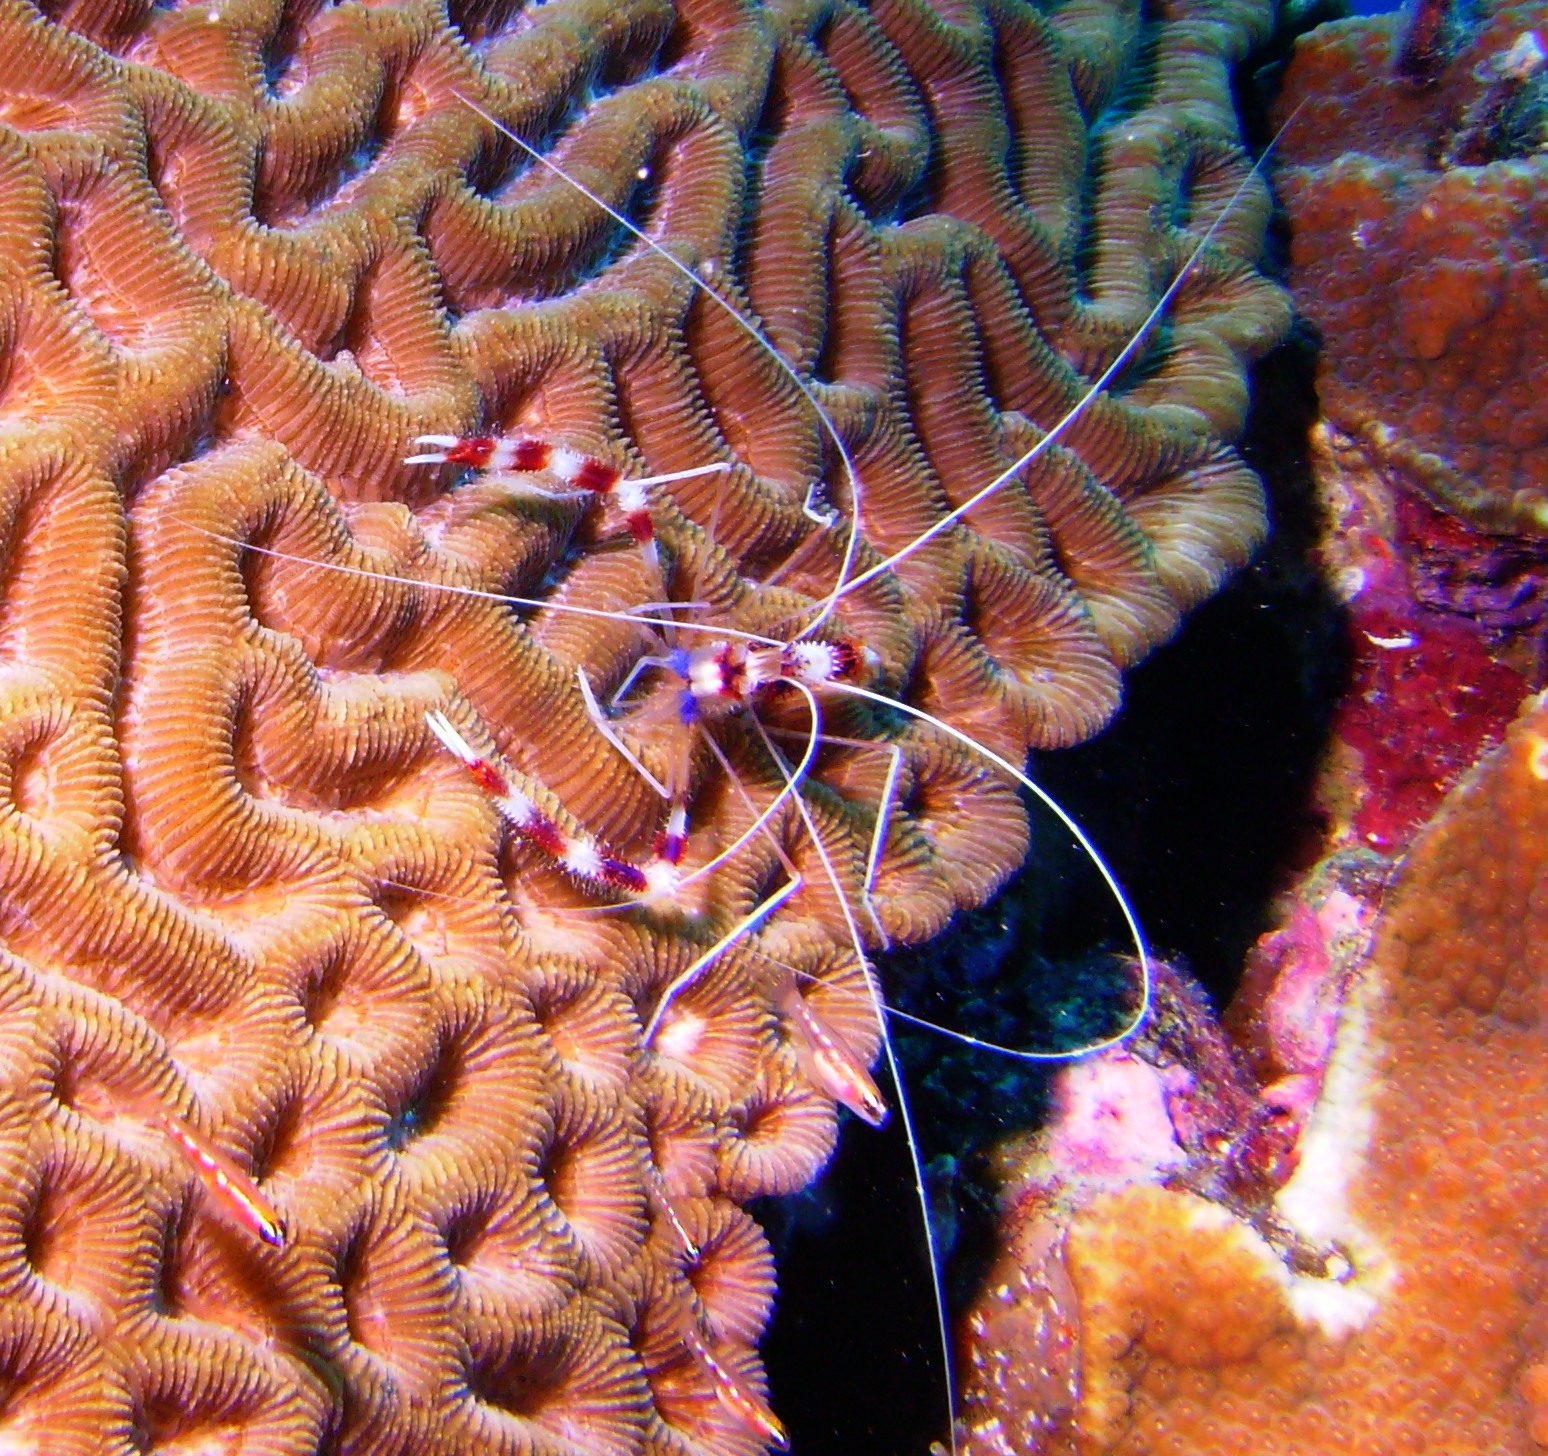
top-left (1277, 0), bottom-right (1548, 535)
top-left (0, 0), bottom-right (1286, 1448)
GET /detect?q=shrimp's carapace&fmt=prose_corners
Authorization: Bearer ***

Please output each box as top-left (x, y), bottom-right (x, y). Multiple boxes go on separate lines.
top-left (152, 1107), bottom-right (287, 1249)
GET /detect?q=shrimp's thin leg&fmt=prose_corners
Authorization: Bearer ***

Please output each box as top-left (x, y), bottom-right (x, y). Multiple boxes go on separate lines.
top-left (577, 666), bottom-right (671, 799)
top-left (642, 875), bottom-right (801, 1047)
top-left (861, 743), bottom-right (903, 950)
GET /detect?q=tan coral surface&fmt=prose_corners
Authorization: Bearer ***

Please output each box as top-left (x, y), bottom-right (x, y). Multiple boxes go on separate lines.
top-left (1276, 1), bottom-right (1548, 533)
top-left (0, 0), bottom-right (1285, 1449)
top-left (986, 696), bottom-right (1548, 1455)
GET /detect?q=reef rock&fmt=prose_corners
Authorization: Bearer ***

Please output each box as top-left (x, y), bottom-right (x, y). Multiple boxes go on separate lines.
top-left (959, 644), bottom-right (1548, 1456)
top-left (1277, 0), bottom-right (1548, 534)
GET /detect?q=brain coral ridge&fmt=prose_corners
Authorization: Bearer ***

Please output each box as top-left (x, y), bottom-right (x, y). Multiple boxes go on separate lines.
top-left (0, 0), bottom-right (1286, 1449)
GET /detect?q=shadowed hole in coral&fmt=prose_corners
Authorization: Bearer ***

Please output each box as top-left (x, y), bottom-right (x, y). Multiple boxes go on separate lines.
top-left (139, 128), bottom-right (222, 262)
top-left (531, 1106), bottom-right (643, 1277)
top-left (19, 1126), bottom-right (154, 1316)
top-left (445, 0), bottom-right (526, 49)
top-left (8, 733), bottom-right (57, 820)
top-left (252, 70), bottom-right (406, 229)
top-left (466, 1332), bottom-right (573, 1418)
top-left (261, 0), bottom-right (329, 98)
top-left (809, 211), bottom-right (889, 391)
top-left (371, 885), bottom-right (451, 964)
top-left (385, 1046), bottom-right (458, 1152)
top-left (525, 975), bottom-right (632, 1089)
top-left (234, 536), bottom-right (421, 676)
top-left (463, 1313), bottom-right (646, 1456)
top-left (299, 942), bottom-right (356, 1036)
top-left (229, 687), bottom-right (420, 814)
top-left (443, 1192), bottom-right (500, 1270)
top-left (22, 1166), bottom-right (83, 1290)
top-left (493, 127), bottom-right (676, 306)
top-left (0, 482), bottom-right (83, 669)
top-left (0, 90), bottom-right (83, 133)
top-left (249, 1096), bottom-right (296, 1183)
top-left (440, 1179), bottom-right (580, 1356)
top-left (51, 194), bottom-right (164, 352)
top-left (314, 247), bottom-right (438, 396)
top-left (732, 1091), bottom-right (784, 1147)
top-left (152, 1198), bottom-right (278, 1336)
top-left (464, 130), bottom-right (531, 206)
top-left (332, 1211), bottom-right (422, 1367)
top-left (152, 1216), bottom-right (184, 1319)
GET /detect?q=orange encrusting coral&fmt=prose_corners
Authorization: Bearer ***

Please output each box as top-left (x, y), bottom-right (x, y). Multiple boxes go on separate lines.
top-left (961, 695), bottom-right (1548, 1455)
top-left (1276, 1), bottom-right (1548, 534)
top-left (0, 0), bottom-right (1285, 1448)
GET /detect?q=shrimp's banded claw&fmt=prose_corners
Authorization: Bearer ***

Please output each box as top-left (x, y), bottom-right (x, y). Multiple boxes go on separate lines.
top-left (406, 433), bottom-right (618, 493)
top-left (405, 432), bottom-right (731, 578)
top-left (423, 709), bottom-right (681, 903)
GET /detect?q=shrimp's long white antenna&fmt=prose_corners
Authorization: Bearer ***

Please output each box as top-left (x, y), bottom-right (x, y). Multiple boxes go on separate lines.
top-left (826, 680), bottom-right (1152, 1058)
top-left (453, 94), bottom-right (868, 634)
top-left (170, 519), bottom-right (785, 648)
top-left (744, 693), bottom-right (961, 1451)
top-left (829, 111), bottom-right (1305, 609)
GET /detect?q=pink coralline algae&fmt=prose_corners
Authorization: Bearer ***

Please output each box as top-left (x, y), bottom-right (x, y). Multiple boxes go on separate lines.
top-left (1312, 424), bottom-right (1537, 849)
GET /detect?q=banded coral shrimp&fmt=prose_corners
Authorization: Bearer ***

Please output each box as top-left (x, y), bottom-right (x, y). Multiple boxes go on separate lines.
top-left (161, 64), bottom-right (1290, 1456)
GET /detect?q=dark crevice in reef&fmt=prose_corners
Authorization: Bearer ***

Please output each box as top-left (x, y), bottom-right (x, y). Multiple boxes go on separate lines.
top-left (761, 328), bottom-right (1344, 1454)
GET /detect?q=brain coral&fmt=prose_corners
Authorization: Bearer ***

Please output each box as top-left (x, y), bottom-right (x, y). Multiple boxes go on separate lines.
top-left (1276, 0), bottom-right (1548, 533)
top-left (0, 0), bottom-right (1287, 1448)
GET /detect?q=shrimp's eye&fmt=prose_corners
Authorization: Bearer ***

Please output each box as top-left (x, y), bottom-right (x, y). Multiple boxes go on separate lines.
top-left (830, 638), bottom-right (862, 680)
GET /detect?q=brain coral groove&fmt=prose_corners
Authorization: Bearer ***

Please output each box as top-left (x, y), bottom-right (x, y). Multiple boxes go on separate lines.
top-left (0, 0), bottom-right (1285, 1449)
